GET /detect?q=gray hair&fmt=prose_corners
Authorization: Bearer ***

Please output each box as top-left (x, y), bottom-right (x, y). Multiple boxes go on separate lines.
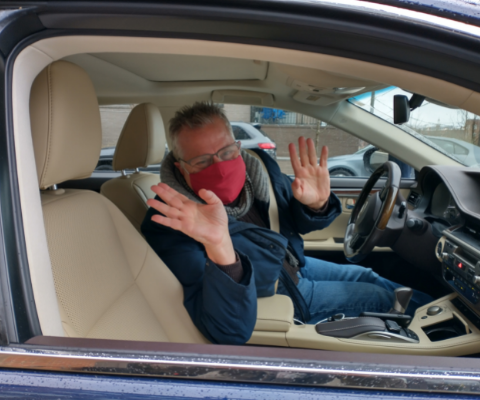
top-left (168, 102), bottom-right (234, 159)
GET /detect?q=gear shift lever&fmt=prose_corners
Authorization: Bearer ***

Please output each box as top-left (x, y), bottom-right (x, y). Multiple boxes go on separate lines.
top-left (389, 287), bottom-right (413, 314)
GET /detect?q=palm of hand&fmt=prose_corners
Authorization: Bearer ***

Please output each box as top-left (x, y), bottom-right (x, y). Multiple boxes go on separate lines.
top-left (289, 137), bottom-right (331, 209)
top-left (293, 163), bottom-right (330, 207)
top-left (178, 199), bottom-right (228, 246)
top-left (147, 183), bottom-right (229, 247)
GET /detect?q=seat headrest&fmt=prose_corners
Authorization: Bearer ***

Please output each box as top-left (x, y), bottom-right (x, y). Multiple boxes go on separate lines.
top-left (113, 103), bottom-right (166, 171)
top-left (30, 61), bottom-right (102, 190)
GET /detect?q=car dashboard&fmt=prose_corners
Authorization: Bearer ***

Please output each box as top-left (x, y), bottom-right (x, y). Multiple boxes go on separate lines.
top-left (408, 165), bottom-right (480, 329)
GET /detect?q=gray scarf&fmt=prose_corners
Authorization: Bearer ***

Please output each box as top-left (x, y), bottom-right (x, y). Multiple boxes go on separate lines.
top-left (160, 150), bottom-right (269, 218)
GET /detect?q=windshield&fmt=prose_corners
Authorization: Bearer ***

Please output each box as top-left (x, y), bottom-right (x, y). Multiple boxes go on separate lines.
top-left (349, 87), bottom-right (480, 167)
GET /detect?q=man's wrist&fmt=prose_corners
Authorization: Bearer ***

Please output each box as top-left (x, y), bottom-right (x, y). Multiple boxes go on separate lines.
top-left (205, 235), bottom-right (236, 265)
top-left (306, 196), bottom-right (329, 211)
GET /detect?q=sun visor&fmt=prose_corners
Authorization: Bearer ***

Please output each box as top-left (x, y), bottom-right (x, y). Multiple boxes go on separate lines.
top-left (211, 90), bottom-right (274, 106)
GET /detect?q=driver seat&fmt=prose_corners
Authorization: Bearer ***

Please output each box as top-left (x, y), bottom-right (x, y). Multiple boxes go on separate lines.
top-left (30, 60), bottom-right (208, 343)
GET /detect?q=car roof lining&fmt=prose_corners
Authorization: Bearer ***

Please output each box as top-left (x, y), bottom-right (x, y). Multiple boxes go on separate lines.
top-left (61, 52), bottom-right (383, 108)
top-left (88, 53), bottom-right (270, 82)
top-left (42, 36), bottom-right (479, 114)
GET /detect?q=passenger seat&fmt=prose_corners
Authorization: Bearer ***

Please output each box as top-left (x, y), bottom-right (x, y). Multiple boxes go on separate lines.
top-left (101, 103), bottom-right (165, 233)
top-left (30, 60), bottom-right (207, 343)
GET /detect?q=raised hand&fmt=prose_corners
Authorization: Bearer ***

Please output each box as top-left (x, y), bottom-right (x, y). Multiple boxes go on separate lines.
top-left (147, 183), bottom-right (235, 265)
top-left (288, 137), bottom-right (330, 210)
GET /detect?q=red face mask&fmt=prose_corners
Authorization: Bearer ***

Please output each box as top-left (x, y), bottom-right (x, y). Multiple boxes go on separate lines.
top-left (190, 156), bottom-right (246, 205)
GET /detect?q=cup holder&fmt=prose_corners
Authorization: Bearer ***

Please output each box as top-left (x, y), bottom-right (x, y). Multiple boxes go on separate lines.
top-left (422, 316), bottom-right (470, 342)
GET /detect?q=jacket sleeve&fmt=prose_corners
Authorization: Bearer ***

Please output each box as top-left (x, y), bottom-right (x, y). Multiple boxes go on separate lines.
top-left (141, 205), bottom-right (257, 345)
top-left (289, 179), bottom-right (343, 235)
top-left (278, 172), bottom-right (343, 235)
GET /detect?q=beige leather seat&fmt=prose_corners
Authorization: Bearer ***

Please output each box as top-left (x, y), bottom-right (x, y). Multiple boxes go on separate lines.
top-left (101, 103), bottom-right (165, 233)
top-left (30, 60), bottom-right (207, 343)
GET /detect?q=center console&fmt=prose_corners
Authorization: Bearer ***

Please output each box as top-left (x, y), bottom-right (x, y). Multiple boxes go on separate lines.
top-left (248, 229), bottom-right (480, 356)
top-left (439, 225), bottom-right (480, 311)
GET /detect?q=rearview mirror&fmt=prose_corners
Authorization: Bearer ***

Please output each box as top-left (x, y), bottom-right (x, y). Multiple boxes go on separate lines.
top-left (393, 93), bottom-right (425, 124)
top-left (393, 95), bottom-right (410, 124)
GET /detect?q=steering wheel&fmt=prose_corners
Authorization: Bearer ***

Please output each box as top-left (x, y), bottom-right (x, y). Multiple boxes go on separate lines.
top-left (344, 161), bottom-right (402, 263)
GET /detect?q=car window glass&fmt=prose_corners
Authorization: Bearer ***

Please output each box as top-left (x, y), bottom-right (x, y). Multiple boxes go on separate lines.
top-left (349, 87), bottom-right (480, 167)
top-left (224, 104), bottom-right (414, 179)
top-left (232, 126), bottom-right (252, 140)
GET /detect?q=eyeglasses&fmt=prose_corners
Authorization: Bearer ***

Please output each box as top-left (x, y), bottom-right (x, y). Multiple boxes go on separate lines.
top-left (179, 141), bottom-right (241, 173)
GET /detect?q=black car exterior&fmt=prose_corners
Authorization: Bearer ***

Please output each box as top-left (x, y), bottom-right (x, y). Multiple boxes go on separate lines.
top-left (1, 1), bottom-right (480, 398)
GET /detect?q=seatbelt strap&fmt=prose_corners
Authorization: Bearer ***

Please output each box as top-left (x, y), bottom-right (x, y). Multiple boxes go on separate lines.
top-left (246, 150), bottom-right (281, 293)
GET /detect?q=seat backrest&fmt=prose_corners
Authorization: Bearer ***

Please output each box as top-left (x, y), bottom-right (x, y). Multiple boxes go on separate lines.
top-left (101, 103), bottom-right (165, 232)
top-left (30, 60), bottom-right (207, 344)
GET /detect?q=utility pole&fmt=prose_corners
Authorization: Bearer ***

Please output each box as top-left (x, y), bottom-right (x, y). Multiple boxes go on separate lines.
top-left (315, 119), bottom-right (321, 156)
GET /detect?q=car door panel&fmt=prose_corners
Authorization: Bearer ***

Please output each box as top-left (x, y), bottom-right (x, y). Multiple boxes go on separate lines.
top-left (302, 186), bottom-right (411, 252)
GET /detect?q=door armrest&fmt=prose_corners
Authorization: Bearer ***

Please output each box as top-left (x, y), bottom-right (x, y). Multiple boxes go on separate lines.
top-left (254, 295), bottom-right (294, 332)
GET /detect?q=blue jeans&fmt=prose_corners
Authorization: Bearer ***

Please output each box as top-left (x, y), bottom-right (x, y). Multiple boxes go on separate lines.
top-left (277, 256), bottom-right (433, 324)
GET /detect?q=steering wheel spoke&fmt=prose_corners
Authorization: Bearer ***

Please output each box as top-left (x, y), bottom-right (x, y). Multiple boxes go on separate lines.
top-left (350, 233), bottom-right (366, 250)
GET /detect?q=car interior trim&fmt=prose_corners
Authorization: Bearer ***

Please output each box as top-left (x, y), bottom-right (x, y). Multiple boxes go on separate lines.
top-left (9, 34), bottom-right (468, 339)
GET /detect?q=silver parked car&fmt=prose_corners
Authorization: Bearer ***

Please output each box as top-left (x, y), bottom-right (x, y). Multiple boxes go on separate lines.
top-left (328, 136), bottom-right (480, 178)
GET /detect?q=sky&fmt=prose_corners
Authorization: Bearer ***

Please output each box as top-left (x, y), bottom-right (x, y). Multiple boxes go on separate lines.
top-left (351, 87), bottom-right (478, 130)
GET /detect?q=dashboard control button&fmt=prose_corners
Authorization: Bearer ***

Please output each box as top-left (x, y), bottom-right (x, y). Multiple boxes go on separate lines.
top-left (398, 202), bottom-right (406, 218)
top-left (407, 218), bottom-right (424, 231)
top-left (427, 306), bottom-right (443, 316)
top-left (386, 320), bottom-right (401, 333)
top-left (405, 329), bottom-right (418, 340)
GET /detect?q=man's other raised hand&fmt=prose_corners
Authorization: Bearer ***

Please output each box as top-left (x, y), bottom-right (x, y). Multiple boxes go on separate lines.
top-left (147, 183), bottom-right (236, 265)
top-left (288, 137), bottom-right (330, 210)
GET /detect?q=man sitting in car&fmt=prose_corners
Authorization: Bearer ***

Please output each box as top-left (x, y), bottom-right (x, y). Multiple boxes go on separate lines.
top-left (141, 102), bottom-right (432, 345)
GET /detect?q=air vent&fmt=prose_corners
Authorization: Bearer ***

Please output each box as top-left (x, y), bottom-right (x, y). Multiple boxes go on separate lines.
top-left (408, 191), bottom-right (420, 206)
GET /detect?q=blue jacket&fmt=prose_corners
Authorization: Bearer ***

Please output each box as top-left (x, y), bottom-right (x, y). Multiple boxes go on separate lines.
top-left (141, 150), bottom-right (342, 345)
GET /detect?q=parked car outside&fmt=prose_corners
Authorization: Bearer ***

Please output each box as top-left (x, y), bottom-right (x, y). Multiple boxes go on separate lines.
top-left (231, 122), bottom-right (277, 159)
top-left (95, 122), bottom-right (276, 172)
top-left (328, 137), bottom-right (480, 177)
top-left (327, 146), bottom-right (372, 177)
